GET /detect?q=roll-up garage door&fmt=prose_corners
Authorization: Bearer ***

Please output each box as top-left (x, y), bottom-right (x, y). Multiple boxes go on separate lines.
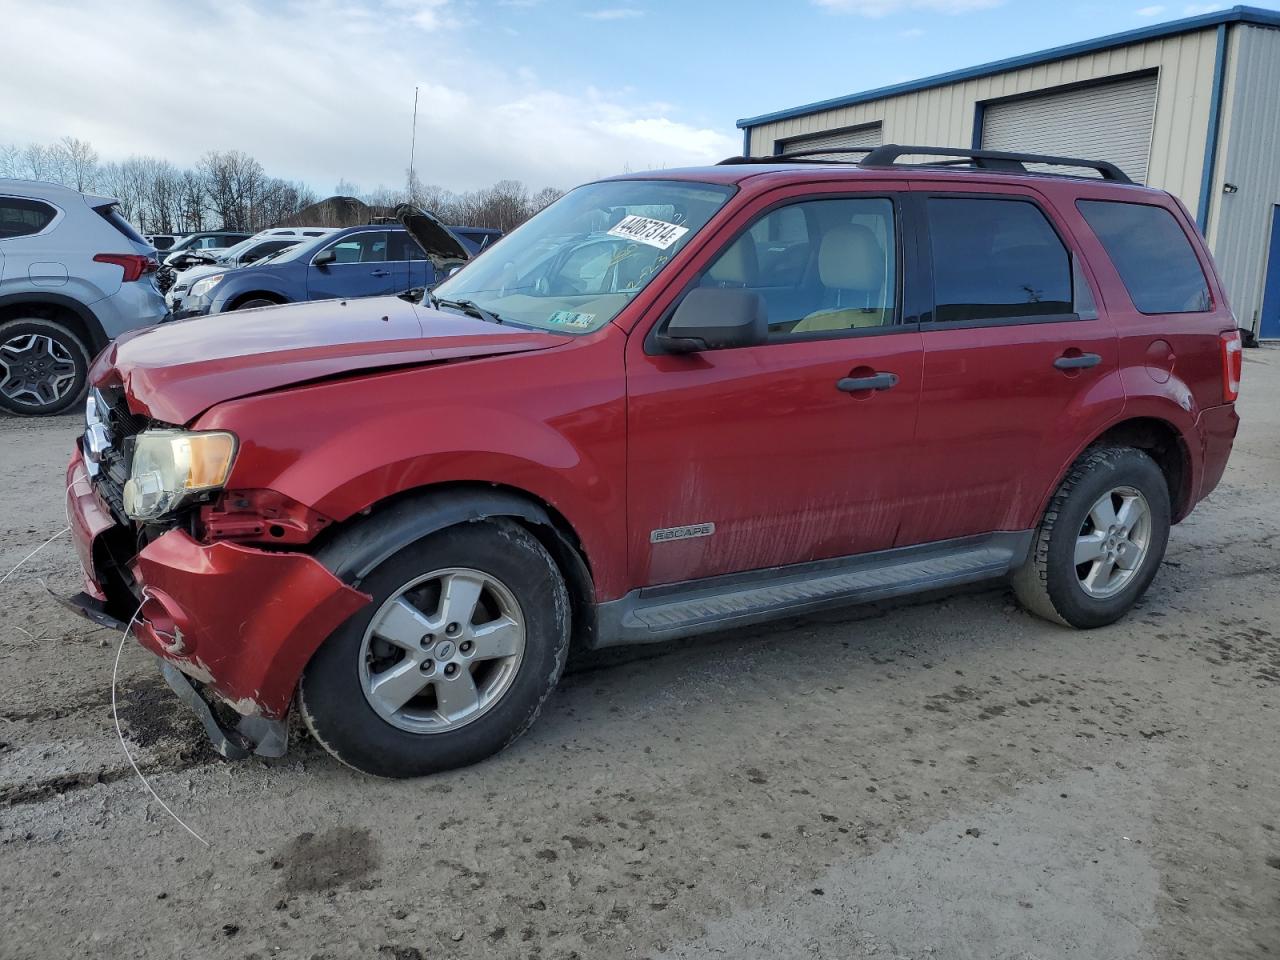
top-left (777, 123), bottom-right (882, 160)
top-left (981, 73), bottom-right (1157, 183)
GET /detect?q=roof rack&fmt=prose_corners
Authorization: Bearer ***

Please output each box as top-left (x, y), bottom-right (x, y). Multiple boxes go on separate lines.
top-left (718, 143), bottom-right (1133, 184)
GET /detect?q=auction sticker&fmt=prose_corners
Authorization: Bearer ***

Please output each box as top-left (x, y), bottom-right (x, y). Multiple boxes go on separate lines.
top-left (548, 310), bottom-right (596, 328)
top-left (607, 215), bottom-right (689, 250)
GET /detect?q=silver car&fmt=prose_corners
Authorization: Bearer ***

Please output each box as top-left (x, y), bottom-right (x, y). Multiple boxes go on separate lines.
top-left (0, 179), bottom-right (166, 415)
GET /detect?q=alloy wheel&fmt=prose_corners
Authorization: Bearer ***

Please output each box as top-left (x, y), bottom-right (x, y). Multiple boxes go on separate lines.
top-left (1074, 485), bottom-right (1153, 599)
top-left (358, 567), bottom-right (526, 734)
top-left (0, 333), bottom-right (79, 407)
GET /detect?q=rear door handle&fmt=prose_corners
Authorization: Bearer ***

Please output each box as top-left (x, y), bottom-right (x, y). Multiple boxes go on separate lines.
top-left (837, 372), bottom-right (899, 392)
top-left (1054, 352), bottom-right (1102, 370)
top-left (370, 269), bottom-right (392, 278)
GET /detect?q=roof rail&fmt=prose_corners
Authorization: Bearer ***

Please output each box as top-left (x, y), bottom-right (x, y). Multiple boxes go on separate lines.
top-left (860, 144), bottom-right (1133, 183)
top-left (718, 147), bottom-right (876, 166)
top-left (718, 143), bottom-right (1132, 184)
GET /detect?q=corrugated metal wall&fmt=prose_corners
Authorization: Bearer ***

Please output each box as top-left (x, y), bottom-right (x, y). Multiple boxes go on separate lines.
top-left (1205, 24), bottom-right (1280, 332)
top-left (746, 29), bottom-right (1220, 216)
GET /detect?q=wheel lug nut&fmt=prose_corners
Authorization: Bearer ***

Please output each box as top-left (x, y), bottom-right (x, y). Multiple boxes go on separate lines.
top-left (420, 659), bottom-right (434, 673)
top-left (445, 622), bottom-right (460, 636)
top-left (460, 640), bottom-right (473, 654)
top-left (444, 663), bottom-right (458, 677)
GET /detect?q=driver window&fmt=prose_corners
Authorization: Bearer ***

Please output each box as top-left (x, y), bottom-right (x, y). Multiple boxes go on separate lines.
top-left (699, 197), bottom-right (897, 338)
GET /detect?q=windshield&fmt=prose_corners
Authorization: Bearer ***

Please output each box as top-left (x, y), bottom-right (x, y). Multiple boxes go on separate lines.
top-left (268, 231), bottom-right (337, 264)
top-left (214, 235), bottom-right (271, 262)
top-left (429, 179), bottom-right (734, 333)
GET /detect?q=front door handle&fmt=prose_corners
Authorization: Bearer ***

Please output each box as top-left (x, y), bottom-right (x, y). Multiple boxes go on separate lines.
top-left (370, 269), bottom-right (392, 278)
top-left (837, 372), bottom-right (899, 392)
top-left (1054, 352), bottom-right (1102, 370)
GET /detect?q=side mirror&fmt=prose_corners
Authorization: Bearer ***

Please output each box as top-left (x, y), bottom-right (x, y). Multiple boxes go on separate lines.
top-left (312, 248), bottom-right (336, 267)
top-left (657, 288), bottom-right (767, 354)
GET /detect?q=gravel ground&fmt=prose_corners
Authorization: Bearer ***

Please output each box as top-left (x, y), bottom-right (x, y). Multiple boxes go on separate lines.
top-left (1, 349), bottom-right (1277, 960)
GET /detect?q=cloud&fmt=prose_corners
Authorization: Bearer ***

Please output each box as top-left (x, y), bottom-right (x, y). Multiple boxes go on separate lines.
top-left (1135, 4), bottom-right (1166, 14)
top-left (899, 26), bottom-right (926, 36)
top-left (1181, 2), bottom-right (1227, 13)
top-left (583, 7), bottom-right (644, 19)
top-left (813, 0), bottom-right (1001, 15)
top-left (0, 0), bottom-right (733, 193)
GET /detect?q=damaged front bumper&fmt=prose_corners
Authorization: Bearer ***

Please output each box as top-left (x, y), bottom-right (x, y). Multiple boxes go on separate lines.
top-left (65, 450), bottom-right (371, 756)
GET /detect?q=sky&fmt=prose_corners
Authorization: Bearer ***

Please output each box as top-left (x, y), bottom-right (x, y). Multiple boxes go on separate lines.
top-left (2, 0), bottom-right (1278, 195)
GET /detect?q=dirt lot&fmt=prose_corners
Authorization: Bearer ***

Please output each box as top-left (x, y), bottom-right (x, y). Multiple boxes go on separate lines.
top-left (1, 350), bottom-right (1277, 960)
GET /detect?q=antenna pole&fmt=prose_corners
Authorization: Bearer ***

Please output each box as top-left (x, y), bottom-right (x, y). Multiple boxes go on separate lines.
top-left (408, 85), bottom-right (420, 200)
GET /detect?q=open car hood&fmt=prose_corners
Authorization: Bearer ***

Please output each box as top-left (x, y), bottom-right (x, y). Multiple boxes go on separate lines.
top-left (395, 204), bottom-right (472, 270)
top-left (93, 296), bottom-right (570, 424)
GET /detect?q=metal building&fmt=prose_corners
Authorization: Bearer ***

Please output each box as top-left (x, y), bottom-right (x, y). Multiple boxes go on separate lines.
top-left (737, 5), bottom-right (1280, 340)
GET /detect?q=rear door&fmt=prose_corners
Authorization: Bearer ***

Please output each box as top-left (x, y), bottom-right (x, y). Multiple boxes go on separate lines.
top-left (625, 183), bottom-right (925, 587)
top-left (896, 182), bottom-right (1119, 546)
top-left (306, 230), bottom-right (398, 300)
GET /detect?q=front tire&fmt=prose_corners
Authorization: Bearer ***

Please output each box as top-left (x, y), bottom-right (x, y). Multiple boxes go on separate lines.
top-left (0, 318), bottom-right (90, 416)
top-left (299, 519), bottom-right (570, 777)
top-left (1013, 446), bottom-right (1171, 629)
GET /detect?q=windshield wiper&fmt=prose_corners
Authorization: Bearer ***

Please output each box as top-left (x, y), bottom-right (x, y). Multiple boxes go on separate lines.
top-left (429, 294), bottom-right (504, 325)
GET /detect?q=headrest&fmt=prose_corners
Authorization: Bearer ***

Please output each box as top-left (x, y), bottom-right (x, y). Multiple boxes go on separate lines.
top-left (818, 224), bottom-right (885, 292)
top-left (707, 234), bottom-right (758, 286)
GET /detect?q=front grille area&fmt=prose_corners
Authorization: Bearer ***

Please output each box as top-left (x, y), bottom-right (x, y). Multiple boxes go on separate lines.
top-left (92, 386), bottom-right (147, 525)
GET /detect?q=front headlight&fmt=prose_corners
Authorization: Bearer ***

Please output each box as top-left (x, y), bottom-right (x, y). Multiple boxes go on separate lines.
top-left (188, 273), bottom-right (225, 299)
top-left (122, 429), bottom-right (237, 521)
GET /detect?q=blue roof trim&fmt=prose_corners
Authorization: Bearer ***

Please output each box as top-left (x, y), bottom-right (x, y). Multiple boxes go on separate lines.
top-left (737, 5), bottom-right (1280, 130)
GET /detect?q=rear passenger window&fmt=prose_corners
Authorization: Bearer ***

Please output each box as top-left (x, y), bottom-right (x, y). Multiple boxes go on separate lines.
top-left (1077, 200), bottom-right (1211, 313)
top-left (927, 198), bottom-right (1073, 323)
top-left (0, 197), bottom-right (56, 239)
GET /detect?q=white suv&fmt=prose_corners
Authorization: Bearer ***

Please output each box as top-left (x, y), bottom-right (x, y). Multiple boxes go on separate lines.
top-left (0, 179), bottom-right (166, 415)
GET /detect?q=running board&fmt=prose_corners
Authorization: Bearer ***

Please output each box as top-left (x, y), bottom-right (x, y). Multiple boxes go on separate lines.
top-left (593, 531), bottom-right (1032, 647)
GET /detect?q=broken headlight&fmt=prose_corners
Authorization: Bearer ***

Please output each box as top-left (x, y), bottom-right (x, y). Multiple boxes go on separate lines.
top-left (122, 429), bottom-right (238, 521)
top-left (188, 273), bottom-right (225, 299)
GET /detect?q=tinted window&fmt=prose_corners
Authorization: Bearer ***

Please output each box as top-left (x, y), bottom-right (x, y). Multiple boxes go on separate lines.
top-left (323, 232), bottom-right (387, 264)
top-left (697, 197), bottom-right (897, 338)
top-left (927, 198), bottom-right (1072, 323)
top-left (0, 197), bottom-right (57, 239)
top-left (1077, 200), bottom-right (1211, 313)
top-left (389, 231), bottom-right (425, 261)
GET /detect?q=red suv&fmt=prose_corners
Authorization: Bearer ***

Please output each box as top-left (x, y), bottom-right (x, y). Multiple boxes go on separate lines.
top-left (66, 146), bottom-right (1242, 777)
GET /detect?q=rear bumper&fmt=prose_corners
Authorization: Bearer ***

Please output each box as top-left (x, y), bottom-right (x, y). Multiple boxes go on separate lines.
top-left (65, 450), bottom-right (370, 720)
top-left (1195, 402), bottom-right (1239, 502)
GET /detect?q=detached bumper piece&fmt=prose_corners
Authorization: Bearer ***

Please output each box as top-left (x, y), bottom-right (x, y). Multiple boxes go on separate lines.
top-left (159, 660), bottom-right (288, 759)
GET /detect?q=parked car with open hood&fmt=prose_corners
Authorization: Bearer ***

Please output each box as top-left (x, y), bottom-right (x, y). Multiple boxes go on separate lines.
top-left (65, 146), bottom-right (1240, 777)
top-left (166, 212), bottom-right (487, 318)
top-left (160, 228), bottom-right (338, 305)
top-left (0, 178), bottom-right (165, 415)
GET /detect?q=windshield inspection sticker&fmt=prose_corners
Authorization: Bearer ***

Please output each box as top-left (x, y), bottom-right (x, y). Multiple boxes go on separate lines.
top-left (607, 215), bottom-right (690, 250)
top-left (548, 310), bottom-right (595, 328)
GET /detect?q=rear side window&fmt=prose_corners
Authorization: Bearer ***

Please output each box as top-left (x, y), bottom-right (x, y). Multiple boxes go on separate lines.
top-left (95, 204), bottom-right (147, 245)
top-left (1077, 200), bottom-right (1211, 313)
top-left (926, 197), bottom-right (1073, 323)
top-left (0, 197), bottom-right (57, 239)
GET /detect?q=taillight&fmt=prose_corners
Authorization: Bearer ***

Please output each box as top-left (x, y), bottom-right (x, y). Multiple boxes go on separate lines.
top-left (1220, 330), bottom-right (1242, 402)
top-left (93, 253), bottom-right (159, 282)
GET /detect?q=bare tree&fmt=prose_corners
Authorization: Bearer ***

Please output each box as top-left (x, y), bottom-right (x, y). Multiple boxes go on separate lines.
top-left (55, 136), bottom-right (99, 191)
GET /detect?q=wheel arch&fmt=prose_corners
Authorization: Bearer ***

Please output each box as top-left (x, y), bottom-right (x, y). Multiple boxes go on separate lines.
top-left (0, 293), bottom-right (109, 355)
top-left (314, 482), bottom-right (598, 649)
top-left (1041, 415), bottom-right (1196, 525)
top-left (225, 290), bottom-right (288, 311)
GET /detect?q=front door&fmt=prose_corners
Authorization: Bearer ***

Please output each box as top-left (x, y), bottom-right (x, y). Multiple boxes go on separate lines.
top-left (896, 185), bottom-right (1119, 546)
top-left (626, 189), bottom-right (924, 588)
top-left (307, 230), bottom-right (399, 301)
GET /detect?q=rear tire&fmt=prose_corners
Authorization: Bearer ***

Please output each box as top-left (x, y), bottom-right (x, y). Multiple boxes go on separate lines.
top-left (0, 317), bottom-right (90, 416)
top-left (299, 519), bottom-right (570, 778)
top-left (1013, 446), bottom-right (1171, 628)
top-left (232, 297), bottom-right (282, 310)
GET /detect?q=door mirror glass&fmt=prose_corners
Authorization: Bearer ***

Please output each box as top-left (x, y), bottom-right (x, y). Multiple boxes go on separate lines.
top-left (312, 248), bottom-right (337, 267)
top-left (659, 288), bottom-right (767, 353)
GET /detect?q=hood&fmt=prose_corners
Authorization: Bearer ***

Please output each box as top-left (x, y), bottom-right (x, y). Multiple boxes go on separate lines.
top-left (93, 296), bottom-right (571, 424)
top-left (395, 204), bottom-right (472, 270)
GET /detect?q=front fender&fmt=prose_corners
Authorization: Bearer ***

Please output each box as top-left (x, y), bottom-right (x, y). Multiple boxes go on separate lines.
top-left (196, 338), bottom-right (628, 597)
